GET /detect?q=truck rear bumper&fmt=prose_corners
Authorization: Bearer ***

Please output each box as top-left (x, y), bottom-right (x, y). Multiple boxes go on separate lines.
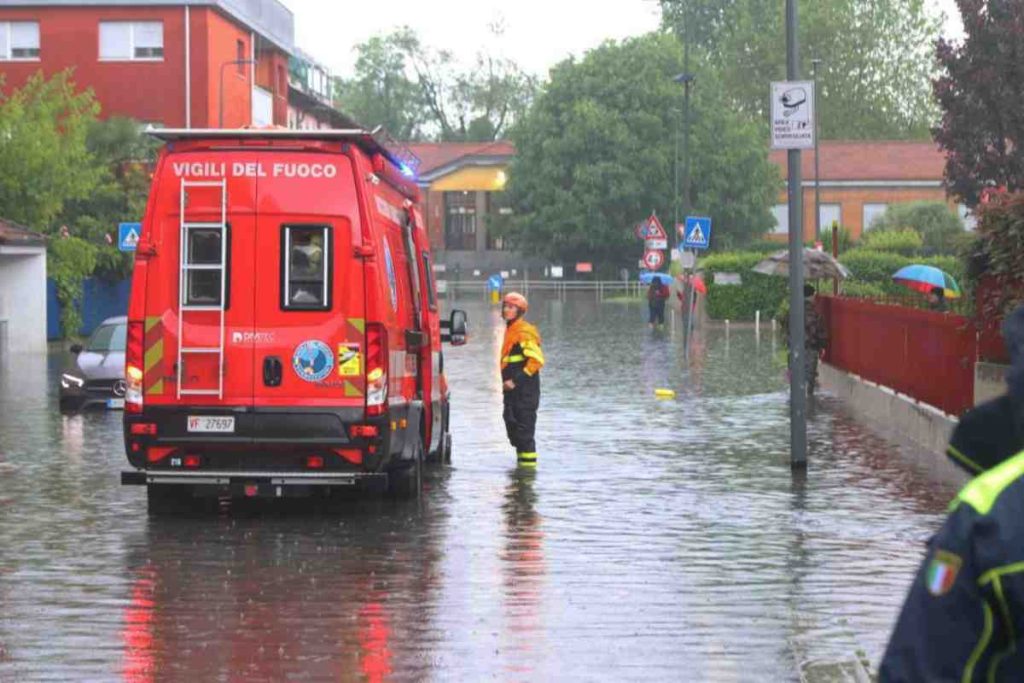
top-left (122, 469), bottom-right (386, 488)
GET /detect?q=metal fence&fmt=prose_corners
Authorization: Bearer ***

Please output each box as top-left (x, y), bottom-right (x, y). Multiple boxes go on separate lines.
top-left (441, 279), bottom-right (648, 302)
top-left (820, 296), bottom-right (977, 416)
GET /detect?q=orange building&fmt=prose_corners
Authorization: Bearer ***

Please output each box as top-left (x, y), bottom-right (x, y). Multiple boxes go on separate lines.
top-left (768, 140), bottom-right (970, 241)
top-left (0, 1), bottom-right (349, 129)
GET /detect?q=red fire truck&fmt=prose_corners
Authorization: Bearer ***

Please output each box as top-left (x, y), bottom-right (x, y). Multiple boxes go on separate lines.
top-left (121, 129), bottom-right (467, 509)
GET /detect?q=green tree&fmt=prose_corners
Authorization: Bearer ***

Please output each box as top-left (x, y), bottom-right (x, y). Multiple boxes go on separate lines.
top-left (333, 29), bottom-right (426, 140)
top-left (504, 33), bottom-right (777, 271)
top-left (934, 0), bottom-right (1024, 207)
top-left (55, 117), bottom-right (158, 279)
top-left (867, 201), bottom-right (965, 254)
top-left (334, 27), bottom-right (536, 142)
top-left (0, 70), bottom-right (101, 229)
top-left (660, 0), bottom-right (941, 139)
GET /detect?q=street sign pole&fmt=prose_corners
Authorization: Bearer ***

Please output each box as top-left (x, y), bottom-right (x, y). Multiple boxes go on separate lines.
top-left (786, 0), bottom-right (808, 470)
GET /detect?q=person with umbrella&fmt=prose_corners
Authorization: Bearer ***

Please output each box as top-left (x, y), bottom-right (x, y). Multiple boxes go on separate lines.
top-left (779, 284), bottom-right (828, 397)
top-left (647, 275), bottom-right (670, 329)
top-left (892, 264), bottom-right (961, 311)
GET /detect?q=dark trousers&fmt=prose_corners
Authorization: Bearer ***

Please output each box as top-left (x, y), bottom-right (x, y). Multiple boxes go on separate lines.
top-left (649, 300), bottom-right (666, 325)
top-left (503, 373), bottom-right (540, 453)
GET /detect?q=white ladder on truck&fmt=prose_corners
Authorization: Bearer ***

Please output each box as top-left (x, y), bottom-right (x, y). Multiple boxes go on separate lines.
top-left (177, 178), bottom-right (227, 399)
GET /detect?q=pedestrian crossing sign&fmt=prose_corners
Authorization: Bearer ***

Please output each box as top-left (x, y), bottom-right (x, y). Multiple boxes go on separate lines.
top-left (683, 216), bottom-right (711, 250)
top-left (118, 222), bottom-right (142, 252)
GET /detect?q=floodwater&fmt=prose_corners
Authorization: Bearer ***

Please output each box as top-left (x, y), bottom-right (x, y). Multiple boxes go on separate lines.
top-left (0, 296), bottom-right (959, 681)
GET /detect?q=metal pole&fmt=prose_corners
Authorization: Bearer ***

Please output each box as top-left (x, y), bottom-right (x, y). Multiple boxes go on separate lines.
top-left (812, 58), bottom-right (822, 244)
top-left (787, 0), bottom-right (808, 470)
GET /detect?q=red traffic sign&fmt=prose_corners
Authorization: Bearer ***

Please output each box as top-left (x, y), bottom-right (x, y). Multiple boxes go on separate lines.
top-left (645, 213), bottom-right (667, 240)
top-left (642, 249), bottom-right (665, 270)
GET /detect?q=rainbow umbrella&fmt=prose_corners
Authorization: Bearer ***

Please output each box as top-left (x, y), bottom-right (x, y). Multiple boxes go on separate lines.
top-left (892, 264), bottom-right (962, 299)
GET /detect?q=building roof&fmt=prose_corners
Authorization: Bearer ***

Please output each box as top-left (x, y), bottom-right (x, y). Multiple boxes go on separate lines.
top-left (0, 218), bottom-right (46, 247)
top-left (5, 0), bottom-right (295, 53)
top-left (769, 140), bottom-right (946, 183)
top-left (407, 141), bottom-right (515, 180)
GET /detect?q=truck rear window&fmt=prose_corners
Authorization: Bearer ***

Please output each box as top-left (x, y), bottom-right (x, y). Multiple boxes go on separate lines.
top-left (185, 226), bottom-right (230, 307)
top-left (282, 225), bottom-right (331, 310)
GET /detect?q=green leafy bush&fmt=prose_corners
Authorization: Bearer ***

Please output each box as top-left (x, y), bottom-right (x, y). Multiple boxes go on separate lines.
top-left (869, 202), bottom-right (965, 254)
top-left (860, 228), bottom-right (923, 255)
top-left (967, 194), bottom-right (1024, 316)
top-left (816, 225), bottom-right (855, 254)
top-left (744, 239), bottom-right (788, 254)
top-left (838, 248), bottom-right (965, 301)
top-left (48, 237), bottom-right (97, 338)
top-left (700, 251), bottom-right (788, 320)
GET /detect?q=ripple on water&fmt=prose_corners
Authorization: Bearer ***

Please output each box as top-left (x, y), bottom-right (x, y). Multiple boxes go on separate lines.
top-left (0, 299), bottom-right (956, 681)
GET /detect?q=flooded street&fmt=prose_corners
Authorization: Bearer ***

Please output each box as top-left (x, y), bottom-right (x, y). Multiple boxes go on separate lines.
top-left (0, 296), bottom-right (958, 681)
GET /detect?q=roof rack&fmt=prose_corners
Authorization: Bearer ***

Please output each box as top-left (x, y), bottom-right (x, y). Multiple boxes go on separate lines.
top-left (145, 127), bottom-right (421, 176)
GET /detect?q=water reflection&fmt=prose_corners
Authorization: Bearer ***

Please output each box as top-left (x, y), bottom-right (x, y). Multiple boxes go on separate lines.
top-left (0, 297), bottom-right (961, 680)
top-left (116, 497), bottom-right (442, 681)
top-left (500, 468), bottom-right (546, 676)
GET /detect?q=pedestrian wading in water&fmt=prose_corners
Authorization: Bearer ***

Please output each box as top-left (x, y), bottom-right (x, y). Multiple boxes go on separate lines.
top-left (500, 292), bottom-right (545, 468)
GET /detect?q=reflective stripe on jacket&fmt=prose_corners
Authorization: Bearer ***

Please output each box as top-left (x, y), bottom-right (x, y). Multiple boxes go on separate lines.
top-left (501, 318), bottom-right (544, 379)
top-left (880, 449), bottom-right (1024, 681)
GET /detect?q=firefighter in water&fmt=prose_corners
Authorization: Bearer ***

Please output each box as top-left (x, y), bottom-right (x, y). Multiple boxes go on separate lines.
top-left (500, 293), bottom-right (545, 468)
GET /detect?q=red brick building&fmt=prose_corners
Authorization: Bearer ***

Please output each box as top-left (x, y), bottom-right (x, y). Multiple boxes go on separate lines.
top-left (768, 140), bottom-right (970, 240)
top-left (0, 0), bottom-right (349, 129)
top-left (408, 139), bottom-right (965, 270)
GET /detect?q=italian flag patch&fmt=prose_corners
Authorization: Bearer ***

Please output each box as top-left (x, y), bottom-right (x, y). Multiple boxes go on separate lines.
top-left (926, 550), bottom-right (962, 596)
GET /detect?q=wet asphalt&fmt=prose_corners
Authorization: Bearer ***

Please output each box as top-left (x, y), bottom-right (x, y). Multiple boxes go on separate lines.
top-left (0, 295), bottom-right (958, 681)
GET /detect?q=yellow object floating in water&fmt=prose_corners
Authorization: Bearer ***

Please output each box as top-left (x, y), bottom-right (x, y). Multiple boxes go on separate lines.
top-left (654, 388), bottom-right (676, 399)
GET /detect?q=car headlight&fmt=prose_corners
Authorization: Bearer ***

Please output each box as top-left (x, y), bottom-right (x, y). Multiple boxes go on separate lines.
top-left (61, 373), bottom-right (85, 389)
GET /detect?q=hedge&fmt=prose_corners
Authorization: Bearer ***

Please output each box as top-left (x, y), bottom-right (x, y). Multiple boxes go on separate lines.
top-left (841, 249), bottom-right (964, 298)
top-left (700, 248), bottom-right (967, 320)
top-left (699, 251), bottom-right (788, 321)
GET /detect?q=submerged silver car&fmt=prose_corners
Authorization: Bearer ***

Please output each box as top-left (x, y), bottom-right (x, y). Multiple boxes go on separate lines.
top-left (59, 316), bottom-right (127, 412)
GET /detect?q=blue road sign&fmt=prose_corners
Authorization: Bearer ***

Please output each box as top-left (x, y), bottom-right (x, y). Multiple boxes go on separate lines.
top-left (682, 216), bottom-right (712, 250)
top-left (118, 222), bottom-right (142, 252)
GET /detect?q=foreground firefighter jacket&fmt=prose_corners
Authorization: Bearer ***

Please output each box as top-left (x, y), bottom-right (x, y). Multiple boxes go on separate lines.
top-left (880, 449), bottom-right (1024, 681)
top-left (500, 318), bottom-right (544, 383)
top-left (500, 318), bottom-right (544, 455)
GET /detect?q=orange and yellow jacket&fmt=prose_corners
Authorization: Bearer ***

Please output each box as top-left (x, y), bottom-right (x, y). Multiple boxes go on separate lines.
top-left (501, 318), bottom-right (545, 381)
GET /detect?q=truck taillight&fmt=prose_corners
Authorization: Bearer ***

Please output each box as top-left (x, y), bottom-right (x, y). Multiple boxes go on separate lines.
top-left (366, 323), bottom-right (388, 417)
top-left (125, 321), bottom-right (144, 414)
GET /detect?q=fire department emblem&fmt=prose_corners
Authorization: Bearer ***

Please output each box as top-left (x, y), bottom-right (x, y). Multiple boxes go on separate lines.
top-left (292, 340), bottom-right (334, 382)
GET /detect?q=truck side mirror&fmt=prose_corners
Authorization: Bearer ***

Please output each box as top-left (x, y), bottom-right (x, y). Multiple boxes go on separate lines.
top-left (441, 310), bottom-right (468, 346)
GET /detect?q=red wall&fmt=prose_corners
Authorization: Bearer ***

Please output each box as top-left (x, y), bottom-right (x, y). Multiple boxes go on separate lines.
top-left (0, 5), bottom-right (187, 126)
top-left (0, 6), bottom-right (289, 128)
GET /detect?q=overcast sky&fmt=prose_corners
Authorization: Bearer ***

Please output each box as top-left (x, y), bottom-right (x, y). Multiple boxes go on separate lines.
top-left (286, 0), bottom-right (965, 79)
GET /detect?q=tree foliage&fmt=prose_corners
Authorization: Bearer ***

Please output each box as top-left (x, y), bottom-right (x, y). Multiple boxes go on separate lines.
top-left (934, 0), bottom-right (1024, 207)
top-left (56, 116), bottom-right (158, 279)
top-left (867, 201), bottom-right (965, 254)
top-left (333, 30), bottom-right (425, 140)
top-left (0, 70), bottom-right (101, 229)
top-left (503, 33), bottom-right (777, 271)
top-left (48, 236), bottom-right (97, 338)
top-left (659, 0), bottom-right (941, 139)
top-left (334, 26), bottom-right (537, 142)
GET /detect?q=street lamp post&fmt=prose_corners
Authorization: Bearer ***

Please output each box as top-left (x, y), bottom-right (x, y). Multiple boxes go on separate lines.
top-left (811, 58), bottom-right (822, 244)
top-left (786, 0), bottom-right (807, 470)
top-left (219, 59), bottom-right (256, 129)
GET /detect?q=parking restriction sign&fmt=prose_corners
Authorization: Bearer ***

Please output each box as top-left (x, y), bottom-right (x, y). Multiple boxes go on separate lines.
top-left (642, 249), bottom-right (665, 270)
